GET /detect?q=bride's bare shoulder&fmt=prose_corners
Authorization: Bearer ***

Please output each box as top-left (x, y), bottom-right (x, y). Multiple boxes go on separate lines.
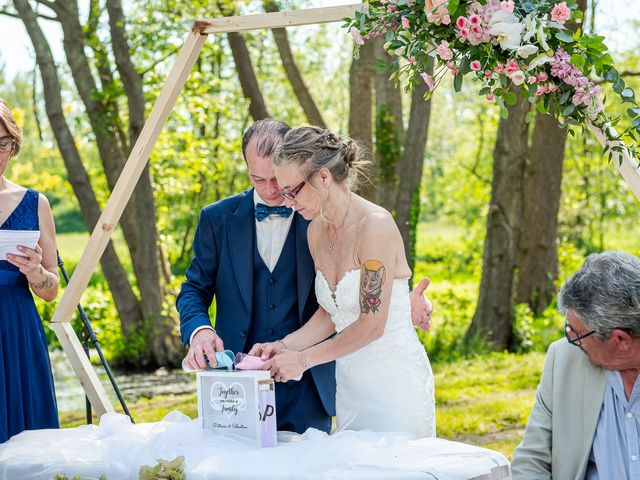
top-left (357, 208), bottom-right (399, 243)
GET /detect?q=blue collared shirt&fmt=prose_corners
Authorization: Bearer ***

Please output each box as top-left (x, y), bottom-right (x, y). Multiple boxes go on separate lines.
top-left (586, 370), bottom-right (640, 480)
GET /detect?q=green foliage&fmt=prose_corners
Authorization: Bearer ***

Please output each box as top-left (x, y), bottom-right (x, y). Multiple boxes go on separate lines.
top-left (139, 456), bottom-right (186, 480)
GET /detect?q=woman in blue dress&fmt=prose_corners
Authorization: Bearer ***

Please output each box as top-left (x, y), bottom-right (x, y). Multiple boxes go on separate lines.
top-left (0, 99), bottom-right (60, 442)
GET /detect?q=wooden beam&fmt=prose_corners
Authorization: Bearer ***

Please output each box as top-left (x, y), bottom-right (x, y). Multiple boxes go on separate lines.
top-left (51, 30), bottom-right (207, 325)
top-left (589, 123), bottom-right (640, 202)
top-left (194, 4), bottom-right (363, 35)
top-left (50, 322), bottom-right (115, 417)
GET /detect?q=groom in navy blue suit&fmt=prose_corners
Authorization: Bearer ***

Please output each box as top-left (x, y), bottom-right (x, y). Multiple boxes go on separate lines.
top-left (177, 119), bottom-right (334, 433)
top-left (177, 119), bottom-right (433, 433)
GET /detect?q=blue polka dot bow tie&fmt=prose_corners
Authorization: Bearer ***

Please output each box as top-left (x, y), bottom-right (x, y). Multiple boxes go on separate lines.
top-left (255, 203), bottom-right (293, 222)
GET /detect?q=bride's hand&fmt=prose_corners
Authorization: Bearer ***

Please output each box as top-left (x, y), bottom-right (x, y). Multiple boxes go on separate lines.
top-left (266, 350), bottom-right (307, 382)
top-left (248, 340), bottom-right (285, 360)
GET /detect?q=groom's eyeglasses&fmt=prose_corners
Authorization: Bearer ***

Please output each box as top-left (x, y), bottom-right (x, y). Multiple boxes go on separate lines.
top-left (564, 319), bottom-right (596, 350)
top-left (280, 181), bottom-right (306, 200)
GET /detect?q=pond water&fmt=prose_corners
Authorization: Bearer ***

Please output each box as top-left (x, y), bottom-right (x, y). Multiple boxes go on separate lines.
top-left (49, 351), bottom-right (196, 413)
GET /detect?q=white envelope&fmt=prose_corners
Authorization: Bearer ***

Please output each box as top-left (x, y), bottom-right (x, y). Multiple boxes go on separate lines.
top-left (0, 230), bottom-right (41, 260)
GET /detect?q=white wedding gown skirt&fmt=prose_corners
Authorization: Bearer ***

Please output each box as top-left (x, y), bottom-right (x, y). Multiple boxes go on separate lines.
top-left (316, 270), bottom-right (436, 438)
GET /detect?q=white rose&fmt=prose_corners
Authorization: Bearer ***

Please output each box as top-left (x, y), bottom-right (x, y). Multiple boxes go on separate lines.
top-left (510, 70), bottom-right (526, 85)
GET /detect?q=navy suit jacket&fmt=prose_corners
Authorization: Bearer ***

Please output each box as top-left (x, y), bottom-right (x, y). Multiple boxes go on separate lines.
top-left (176, 189), bottom-right (336, 415)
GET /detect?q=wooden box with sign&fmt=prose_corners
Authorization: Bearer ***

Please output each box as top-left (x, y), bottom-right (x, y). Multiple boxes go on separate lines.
top-left (196, 370), bottom-right (271, 446)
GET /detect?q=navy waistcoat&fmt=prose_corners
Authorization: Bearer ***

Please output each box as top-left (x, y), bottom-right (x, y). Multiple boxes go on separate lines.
top-left (247, 218), bottom-right (299, 348)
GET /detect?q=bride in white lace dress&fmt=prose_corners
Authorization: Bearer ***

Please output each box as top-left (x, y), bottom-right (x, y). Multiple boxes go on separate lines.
top-left (249, 126), bottom-right (435, 438)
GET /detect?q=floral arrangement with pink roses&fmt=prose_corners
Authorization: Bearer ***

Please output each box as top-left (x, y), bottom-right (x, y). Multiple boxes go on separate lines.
top-left (346, 0), bottom-right (640, 161)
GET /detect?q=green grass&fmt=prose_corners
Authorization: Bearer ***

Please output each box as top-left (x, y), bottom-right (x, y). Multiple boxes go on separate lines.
top-left (434, 351), bottom-right (545, 458)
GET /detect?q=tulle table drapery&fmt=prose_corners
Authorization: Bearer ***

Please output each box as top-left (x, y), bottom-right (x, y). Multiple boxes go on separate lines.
top-left (0, 411), bottom-right (510, 479)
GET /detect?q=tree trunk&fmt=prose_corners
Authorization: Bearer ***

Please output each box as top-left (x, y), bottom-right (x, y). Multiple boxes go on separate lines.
top-left (467, 88), bottom-right (529, 350)
top-left (373, 39), bottom-right (403, 212)
top-left (20, 0), bottom-right (181, 367)
top-left (12, 0), bottom-right (143, 334)
top-left (105, 0), bottom-right (179, 365)
top-left (395, 63), bottom-right (433, 271)
top-left (263, 0), bottom-right (326, 128)
top-left (515, 0), bottom-right (585, 313)
top-left (348, 41), bottom-right (375, 198)
top-left (515, 106), bottom-right (566, 312)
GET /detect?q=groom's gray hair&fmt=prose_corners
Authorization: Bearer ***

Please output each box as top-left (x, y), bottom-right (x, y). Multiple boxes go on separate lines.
top-left (242, 118), bottom-right (291, 161)
top-left (559, 250), bottom-right (640, 339)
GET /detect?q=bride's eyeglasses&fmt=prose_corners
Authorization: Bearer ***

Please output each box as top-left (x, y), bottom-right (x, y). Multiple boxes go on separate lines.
top-left (0, 137), bottom-right (14, 153)
top-left (280, 181), bottom-right (306, 200)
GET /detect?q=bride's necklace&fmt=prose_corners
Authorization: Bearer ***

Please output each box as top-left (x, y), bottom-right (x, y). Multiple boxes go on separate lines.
top-left (328, 193), bottom-right (352, 252)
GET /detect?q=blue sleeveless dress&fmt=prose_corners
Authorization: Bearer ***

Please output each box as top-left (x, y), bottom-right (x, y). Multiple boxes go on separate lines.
top-left (0, 188), bottom-right (59, 443)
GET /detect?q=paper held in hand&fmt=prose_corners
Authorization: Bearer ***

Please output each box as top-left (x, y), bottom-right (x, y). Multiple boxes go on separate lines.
top-left (0, 230), bottom-right (40, 260)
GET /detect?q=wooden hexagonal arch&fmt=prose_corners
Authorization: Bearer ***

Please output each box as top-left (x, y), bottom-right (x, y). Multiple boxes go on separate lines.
top-left (49, 2), bottom-right (640, 418)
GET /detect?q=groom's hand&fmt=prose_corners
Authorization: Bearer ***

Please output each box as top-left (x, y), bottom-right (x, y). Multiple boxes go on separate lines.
top-left (410, 277), bottom-right (433, 332)
top-left (186, 329), bottom-right (224, 370)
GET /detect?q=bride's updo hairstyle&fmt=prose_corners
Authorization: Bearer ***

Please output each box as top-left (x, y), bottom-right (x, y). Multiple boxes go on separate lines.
top-left (274, 126), bottom-right (368, 190)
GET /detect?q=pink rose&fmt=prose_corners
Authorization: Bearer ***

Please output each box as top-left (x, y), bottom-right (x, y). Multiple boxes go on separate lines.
top-left (506, 59), bottom-right (519, 74)
top-left (551, 2), bottom-right (571, 24)
top-left (494, 64), bottom-right (504, 74)
top-left (470, 60), bottom-right (482, 71)
top-left (486, 93), bottom-right (496, 101)
top-left (469, 15), bottom-right (481, 26)
top-left (421, 72), bottom-right (435, 91)
top-left (364, 294), bottom-right (382, 311)
top-left (350, 27), bottom-right (365, 46)
top-left (528, 76), bottom-right (537, 84)
top-left (401, 16), bottom-right (410, 29)
top-left (500, 0), bottom-right (515, 12)
top-left (456, 16), bottom-right (468, 29)
top-left (442, 15), bottom-right (451, 25)
top-left (538, 71), bottom-right (548, 82)
top-left (485, 70), bottom-right (493, 78)
top-left (459, 27), bottom-right (469, 38)
top-left (435, 40), bottom-right (453, 61)
top-left (536, 87), bottom-right (545, 96)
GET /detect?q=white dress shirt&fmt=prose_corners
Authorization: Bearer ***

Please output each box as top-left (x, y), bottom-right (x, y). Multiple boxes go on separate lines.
top-left (253, 189), bottom-right (295, 272)
top-left (189, 191), bottom-right (294, 344)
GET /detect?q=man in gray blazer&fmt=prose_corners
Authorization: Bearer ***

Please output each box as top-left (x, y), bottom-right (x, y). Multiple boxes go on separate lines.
top-left (512, 251), bottom-right (640, 479)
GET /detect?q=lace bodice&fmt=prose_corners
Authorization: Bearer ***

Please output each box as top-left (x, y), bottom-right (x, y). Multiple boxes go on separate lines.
top-left (315, 269), bottom-right (413, 336)
top-left (0, 189), bottom-right (39, 273)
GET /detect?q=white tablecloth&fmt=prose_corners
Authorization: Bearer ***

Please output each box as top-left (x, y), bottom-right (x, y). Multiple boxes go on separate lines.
top-left (0, 411), bottom-right (510, 480)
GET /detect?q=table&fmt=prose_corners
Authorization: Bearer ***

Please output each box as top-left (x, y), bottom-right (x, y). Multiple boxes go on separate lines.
top-left (0, 411), bottom-right (510, 479)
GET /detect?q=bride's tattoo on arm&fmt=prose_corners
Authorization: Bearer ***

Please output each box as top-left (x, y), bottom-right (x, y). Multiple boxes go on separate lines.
top-left (360, 260), bottom-right (386, 314)
top-left (30, 267), bottom-right (54, 290)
